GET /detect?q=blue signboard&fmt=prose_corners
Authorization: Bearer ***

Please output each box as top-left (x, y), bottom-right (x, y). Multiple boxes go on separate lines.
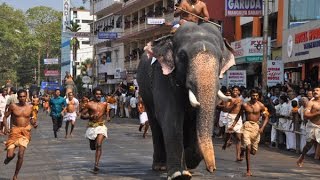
top-left (98, 32), bottom-right (118, 39)
top-left (41, 81), bottom-right (60, 91)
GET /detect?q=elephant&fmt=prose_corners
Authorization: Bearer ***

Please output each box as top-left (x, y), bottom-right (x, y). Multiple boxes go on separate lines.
top-left (137, 22), bottom-right (235, 179)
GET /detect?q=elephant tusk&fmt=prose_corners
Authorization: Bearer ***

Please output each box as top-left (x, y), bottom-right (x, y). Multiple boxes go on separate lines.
top-left (217, 90), bottom-right (232, 102)
top-left (189, 90), bottom-right (200, 107)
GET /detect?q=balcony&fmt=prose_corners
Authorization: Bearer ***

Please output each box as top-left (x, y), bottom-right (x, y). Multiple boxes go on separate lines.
top-left (119, 0), bottom-right (161, 15)
top-left (91, 0), bottom-right (123, 16)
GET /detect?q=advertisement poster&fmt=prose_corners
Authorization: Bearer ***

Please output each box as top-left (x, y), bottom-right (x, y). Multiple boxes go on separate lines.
top-left (267, 60), bottom-right (284, 86)
top-left (227, 70), bottom-right (247, 87)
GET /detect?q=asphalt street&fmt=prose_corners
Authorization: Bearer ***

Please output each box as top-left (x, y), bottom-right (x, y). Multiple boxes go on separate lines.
top-left (0, 111), bottom-right (319, 180)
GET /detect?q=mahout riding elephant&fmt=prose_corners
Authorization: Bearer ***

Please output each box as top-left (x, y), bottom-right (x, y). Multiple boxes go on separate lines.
top-left (137, 22), bottom-right (235, 179)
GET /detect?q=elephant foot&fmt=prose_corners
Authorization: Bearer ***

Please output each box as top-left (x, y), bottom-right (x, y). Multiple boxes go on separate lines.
top-left (167, 170), bottom-right (192, 180)
top-left (152, 163), bottom-right (167, 171)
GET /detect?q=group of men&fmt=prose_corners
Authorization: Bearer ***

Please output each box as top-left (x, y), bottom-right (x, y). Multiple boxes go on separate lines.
top-left (1, 87), bottom-right (110, 179)
top-left (218, 87), bottom-right (269, 176)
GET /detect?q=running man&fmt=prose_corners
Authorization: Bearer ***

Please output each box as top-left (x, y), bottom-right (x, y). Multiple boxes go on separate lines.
top-left (3, 89), bottom-right (37, 180)
top-left (49, 89), bottom-right (66, 138)
top-left (31, 94), bottom-right (40, 128)
top-left (297, 86), bottom-right (320, 167)
top-left (223, 86), bottom-right (243, 162)
top-left (62, 92), bottom-right (79, 138)
top-left (80, 87), bottom-right (110, 173)
top-left (229, 88), bottom-right (269, 176)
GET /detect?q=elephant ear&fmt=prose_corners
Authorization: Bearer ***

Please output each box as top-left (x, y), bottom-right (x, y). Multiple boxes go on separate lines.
top-left (219, 38), bottom-right (236, 78)
top-left (152, 35), bottom-right (175, 75)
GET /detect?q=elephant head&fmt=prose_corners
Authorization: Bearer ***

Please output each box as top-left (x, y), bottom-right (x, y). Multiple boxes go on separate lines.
top-left (152, 22), bottom-right (235, 172)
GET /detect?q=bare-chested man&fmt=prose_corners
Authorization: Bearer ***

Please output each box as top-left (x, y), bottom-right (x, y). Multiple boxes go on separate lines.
top-left (223, 86), bottom-right (243, 161)
top-left (62, 92), bottom-right (79, 138)
top-left (216, 89), bottom-right (232, 137)
top-left (230, 88), bottom-right (269, 176)
top-left (3, 89), bottom-right (37, 180)
top-left (80, 87), bottom-right (110, 173)
top-left (174, 0), bottom-right (209, 23)
top-left (297, 86), bottom-right (320, 167)
top-left (31, 94), bottom-right (40, 128)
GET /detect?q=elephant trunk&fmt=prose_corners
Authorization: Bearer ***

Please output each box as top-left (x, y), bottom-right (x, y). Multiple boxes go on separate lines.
top-left (189, 52), bottom-right (218, 172)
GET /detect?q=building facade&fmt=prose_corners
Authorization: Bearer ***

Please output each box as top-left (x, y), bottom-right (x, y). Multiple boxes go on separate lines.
top-left (89, 0), bottom-right (236, 92)
top-left (61, 8), bottom-right (94, 83)
top-left (231, 0), bottom-right (283, 88)
top-left (282, 0), bottom-right (320, 87)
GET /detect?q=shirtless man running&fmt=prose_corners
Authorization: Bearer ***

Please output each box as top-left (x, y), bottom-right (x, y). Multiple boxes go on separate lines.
top-left (62, 92), bottom-right (79, 138)
top-left (80, 87), bottom-right (110, 173)
top-left (223, 86), bottom-right (243, 161)
top-left (3, 89), bottom-right (37, 180)
top-left (230, 88), bottom-right (269, 176)
top-left (297, 86), bottom-right (320, 167)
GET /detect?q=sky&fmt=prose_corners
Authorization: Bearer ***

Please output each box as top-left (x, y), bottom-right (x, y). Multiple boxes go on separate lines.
top-left (0, 0), bottom-right (89, 11)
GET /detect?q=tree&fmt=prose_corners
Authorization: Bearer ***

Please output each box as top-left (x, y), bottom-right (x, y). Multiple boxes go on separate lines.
top-left (0, 3), bottom-right (30, 85)
top-left (67, 21), bottom-right (81, 78)
top-left (25, 6), bottom-right (62, 86)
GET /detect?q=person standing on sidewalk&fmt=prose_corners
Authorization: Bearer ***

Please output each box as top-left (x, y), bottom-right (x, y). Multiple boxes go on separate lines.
top-left (80, 87), bottom-right (109, 173)
top-left (62, 92), bottom-right (79, 138)
top-left (3, 89), bottom-right (38, 180)
top-left (49, 89), bottom-right (66, 138)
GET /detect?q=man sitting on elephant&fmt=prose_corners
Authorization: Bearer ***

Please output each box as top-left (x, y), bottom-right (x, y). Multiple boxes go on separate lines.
top-left (171, 0), bottom-right (209, 32)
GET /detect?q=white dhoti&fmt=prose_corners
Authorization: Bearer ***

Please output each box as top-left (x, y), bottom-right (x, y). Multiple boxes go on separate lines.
top-left (285, 119), bottom-right (296, 150)
top-left (85, 125), bottom-right (108, 140)
top-left (63, 112), bottom-right (77, 122)
top-left (139, 112), bottom-right (148, 124)
top-left (306, 121), bottom-right (320, 143)
top-left (270, 122), bottom-right (277, 143)
top-left (225, 113), bottom-right (242, 133)
top-left (300, 123), bottom-right (315, 155)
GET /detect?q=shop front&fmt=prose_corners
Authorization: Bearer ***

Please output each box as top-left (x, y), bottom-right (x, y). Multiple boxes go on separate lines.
top-left (282, 20), bottom-right (320, 86)
top-left (231, 37), bottom-right (271, 88)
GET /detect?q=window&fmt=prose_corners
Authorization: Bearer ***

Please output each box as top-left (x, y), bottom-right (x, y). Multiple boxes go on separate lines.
top-left (82, 41), bottom-right (90, 45)
top-left (76, 19), bottom-right (80, 23)
top-left (241, 22), bottom-right (252, 39)
top-left (82, 20), bottom-right (93, 23)
top-left (289, 0), bottom-right (320, 28)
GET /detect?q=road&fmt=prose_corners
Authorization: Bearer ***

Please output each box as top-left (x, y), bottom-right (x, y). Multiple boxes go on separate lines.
top-left (0, 111), bottom-right (319, 180)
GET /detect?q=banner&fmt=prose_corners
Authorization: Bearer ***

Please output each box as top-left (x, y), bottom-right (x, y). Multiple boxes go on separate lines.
top-left (98, 32), bottom-right (118, 39)
top-left (44, 58), bottom-right (59, 65)
top-left (63, 0), bottom-right (70, 32)
top-left (44, 70), bottom-right (60, 77)
top-left (41, 81), bottom-right (60, 91)
top-left (225, 0), bottom-right (263, 17)
top-left (267, 60), bottom-right (284, 86)
top-left (227, 70), bottom-right (247, 87)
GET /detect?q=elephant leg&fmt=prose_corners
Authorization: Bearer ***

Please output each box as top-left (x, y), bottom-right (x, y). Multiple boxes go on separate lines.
top-left (184, 110), bottom-right (202, 169)
top-left (147, 111), bottom-right (167, 171)
top-left (161, 113), bottom-right (191, 179)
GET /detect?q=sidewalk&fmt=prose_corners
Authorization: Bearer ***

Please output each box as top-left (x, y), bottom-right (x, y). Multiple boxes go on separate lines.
top-left (0, 111), bottom-right (319, 180)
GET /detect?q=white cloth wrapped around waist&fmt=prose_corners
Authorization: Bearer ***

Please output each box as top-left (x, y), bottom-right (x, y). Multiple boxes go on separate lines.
top-left (218, 111), bottom-right (227, 127)
top-left (139, 112), bottom-right (148, 124)
top-left (85, 125), bottom-right (108, 140)
top-left (305, 121), bottom-right (320, 143)
top-left (225, 113), bottom-right (242, 133)
top-left (63, 112), bottom-right (77, 121)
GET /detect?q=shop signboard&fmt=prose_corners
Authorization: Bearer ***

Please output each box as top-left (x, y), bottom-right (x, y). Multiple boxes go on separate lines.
top-left (62, 0), bottom-right (70, 32)
top-left (231, 37), bottom-right (271, 63)
top-left (227, 70), bottom-right (247, 87)
top-left (44, 58), bottom-right (59, 65)
top-left (225, 0), bottom-right (263, 17)
top-left (267, 60), bottom-right (284, 86)
top-left (283, 21), bottom-right (320, 63)
top-left (44, 70), bottom-right (60, 77)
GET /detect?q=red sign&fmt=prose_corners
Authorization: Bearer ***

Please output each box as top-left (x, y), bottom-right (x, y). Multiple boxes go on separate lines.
top-left (44, 70), bottom-right (60, 76)
top-left (295, 27), bottom-right (320, 44)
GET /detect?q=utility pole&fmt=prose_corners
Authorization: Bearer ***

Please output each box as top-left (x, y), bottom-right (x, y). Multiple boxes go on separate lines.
top-left (262, 0), bottom-right (269, 94)
top-left (92, 0), bottom-right (97, 88)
